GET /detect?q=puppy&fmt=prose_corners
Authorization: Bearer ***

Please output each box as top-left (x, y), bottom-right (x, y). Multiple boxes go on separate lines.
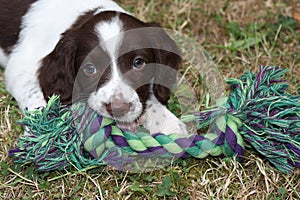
top-left (0, 0), bottom-right (187, 134)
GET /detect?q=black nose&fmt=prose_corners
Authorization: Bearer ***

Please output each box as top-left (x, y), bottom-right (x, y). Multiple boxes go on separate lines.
top-left (105, 98), bottom-right (131, 118)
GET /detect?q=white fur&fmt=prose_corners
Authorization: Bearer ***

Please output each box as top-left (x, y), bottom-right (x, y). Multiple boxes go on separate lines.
top-left (96, 16), bottom-right (123, 63)
top-left (4, 0), bottom-right (126, 111)
top-left (94, 5), bottom-right (130, 16)
top-left (88, 17), bottom-right (143, 122)
top-left (0, 49), bottom-right (8, 67)
top-left (142, 95), bottom-right (188, 135)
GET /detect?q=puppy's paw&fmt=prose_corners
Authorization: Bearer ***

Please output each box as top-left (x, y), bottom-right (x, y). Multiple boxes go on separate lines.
top-left (157, 116), bottom-right (188, 135)
top-left (143, 103), bottom-right (188, 135)
top-left (25, 99), bottom-right (47, 112)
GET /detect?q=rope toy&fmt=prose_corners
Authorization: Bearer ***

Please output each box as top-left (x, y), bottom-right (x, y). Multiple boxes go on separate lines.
top-left (9, 66), bottom-right (300, 173)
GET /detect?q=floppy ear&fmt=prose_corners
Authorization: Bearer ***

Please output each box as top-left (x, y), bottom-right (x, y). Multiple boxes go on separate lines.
top-left (148, 23), bottom-right (182, 105)
top-left (38, 34), bottom-right (77, 104)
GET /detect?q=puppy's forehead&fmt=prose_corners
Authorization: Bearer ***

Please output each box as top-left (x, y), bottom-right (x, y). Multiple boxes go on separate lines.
top-left (95, 16), bottom-right (123, 60)
top-left (93, 12), bottom-right (152, 57)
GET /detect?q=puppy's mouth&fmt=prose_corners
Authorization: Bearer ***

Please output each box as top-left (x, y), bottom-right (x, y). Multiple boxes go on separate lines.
top-left (98, 109), bottom-right (143, 132)
top-left (108, 104), bottom-right (144, 132)
top-left (115, 120), bottom-right (139, 132)
top-left (87, 95), bottom-right (143, 132)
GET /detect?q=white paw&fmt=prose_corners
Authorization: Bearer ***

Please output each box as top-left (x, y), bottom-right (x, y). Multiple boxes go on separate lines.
top-left (142, 100), bottom-right (188, 135)
top-left (20, 98), bottom-right (46, 113)
top-left (158, 117), bottom-right (188, 135)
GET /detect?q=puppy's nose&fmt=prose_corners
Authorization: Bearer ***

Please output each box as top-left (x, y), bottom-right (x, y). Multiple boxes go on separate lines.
top-left (105, 98), bottom-right (131, 117)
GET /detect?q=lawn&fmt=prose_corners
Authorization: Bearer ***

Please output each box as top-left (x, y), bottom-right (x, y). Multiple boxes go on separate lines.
top-left (1, 0), bottom-right (300, 199)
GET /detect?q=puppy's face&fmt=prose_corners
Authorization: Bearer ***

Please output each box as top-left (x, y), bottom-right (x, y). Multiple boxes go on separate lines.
top-left (39, 11), bottom-right (181, 126)
top-left (78, 48), bottom-right (156, 123)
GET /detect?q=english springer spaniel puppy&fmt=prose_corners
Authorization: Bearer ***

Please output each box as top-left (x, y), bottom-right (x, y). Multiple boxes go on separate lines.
top-left (0, 0), bottom-right (187, 135)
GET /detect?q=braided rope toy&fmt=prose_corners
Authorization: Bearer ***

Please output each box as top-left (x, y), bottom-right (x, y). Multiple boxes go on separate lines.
top-left (9, 66), bottom-right (300, 173)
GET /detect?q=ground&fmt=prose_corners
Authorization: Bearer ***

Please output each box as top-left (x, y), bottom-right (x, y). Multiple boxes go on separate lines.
top-left (0, 0), bottom-right (300, 199)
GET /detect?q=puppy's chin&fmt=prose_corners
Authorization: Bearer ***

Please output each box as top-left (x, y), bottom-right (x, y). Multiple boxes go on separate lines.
top-left (115, 120), bottom-right (139, 132)
top-left (87, 94), bottom-right (144, 131)
top-left (92, 110), bottom-right (142, 132)
top-left (112, 112), bottom-right (144, 132)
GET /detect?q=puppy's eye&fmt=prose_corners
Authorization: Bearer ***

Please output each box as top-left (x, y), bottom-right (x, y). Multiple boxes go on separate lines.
top-left (83, 64), bottom-right (97, 75)
top-left (133, 57), bottom-right (146, 69)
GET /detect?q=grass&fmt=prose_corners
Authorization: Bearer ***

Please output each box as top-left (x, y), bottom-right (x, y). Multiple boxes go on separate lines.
top-left (1, 0), bottom-right (300, 199)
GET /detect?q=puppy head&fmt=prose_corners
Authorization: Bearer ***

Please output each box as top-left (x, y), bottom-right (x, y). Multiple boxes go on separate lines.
top-left (38, 11), bottom-right (181, 124)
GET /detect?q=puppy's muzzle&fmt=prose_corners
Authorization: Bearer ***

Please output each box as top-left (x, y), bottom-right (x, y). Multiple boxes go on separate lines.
top-left (105, 98), bottom-right (132, 118)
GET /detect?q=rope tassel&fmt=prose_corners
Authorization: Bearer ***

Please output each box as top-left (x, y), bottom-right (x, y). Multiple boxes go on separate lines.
top-left (9, 66), bottom-right (300, 173)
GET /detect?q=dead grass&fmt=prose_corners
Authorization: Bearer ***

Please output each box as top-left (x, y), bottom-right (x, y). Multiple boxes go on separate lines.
top-left (1, 0), bottom-right (300, 199)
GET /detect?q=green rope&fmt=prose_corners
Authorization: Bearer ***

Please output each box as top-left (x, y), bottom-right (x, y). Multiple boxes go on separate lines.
top-left (9, 66), bottom-right (300, 173)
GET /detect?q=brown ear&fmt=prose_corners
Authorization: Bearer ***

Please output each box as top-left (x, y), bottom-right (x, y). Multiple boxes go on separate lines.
top-left (149, 23), bottom-right (182, 105)
top-left (38, 35), bottom-right (76, 104)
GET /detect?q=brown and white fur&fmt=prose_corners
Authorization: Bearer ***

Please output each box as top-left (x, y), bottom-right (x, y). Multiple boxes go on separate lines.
top-left (0, 0), bottom-right (187, 134)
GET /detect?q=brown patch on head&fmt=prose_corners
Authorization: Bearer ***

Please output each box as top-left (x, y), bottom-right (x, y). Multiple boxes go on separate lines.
top-left (38, 10), bottom-right (118, 104)
top-left (117, 13), bottom-right (182, 105)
